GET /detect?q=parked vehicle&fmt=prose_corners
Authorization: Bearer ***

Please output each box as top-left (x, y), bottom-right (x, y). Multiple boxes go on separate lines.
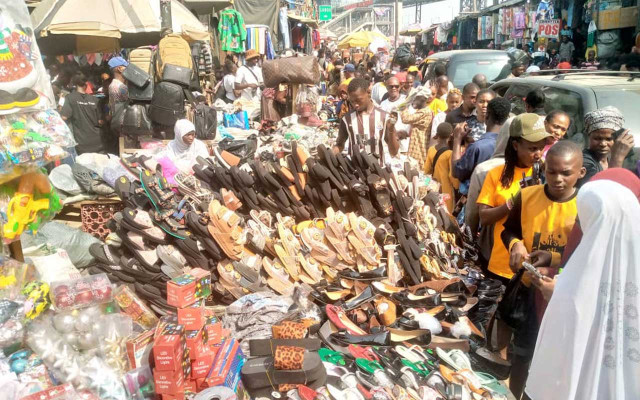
top-left (490, 71), bottom-right (640, 168)
top-left (421, 49), bottom-right (528, 88)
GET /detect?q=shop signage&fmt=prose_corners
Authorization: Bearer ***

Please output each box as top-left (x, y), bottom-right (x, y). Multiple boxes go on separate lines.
top-left (538, 19), bottom-right (561, 38)
top-left (319, 5), bottom-right (332, 21)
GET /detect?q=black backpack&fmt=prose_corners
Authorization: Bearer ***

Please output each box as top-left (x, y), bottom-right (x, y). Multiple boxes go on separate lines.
top-left (394, 44), bottom-right (413, 68)
top-left (149, 81), bottom-right (186, 126)
top-left (194, 103), bottom-right (217, 140)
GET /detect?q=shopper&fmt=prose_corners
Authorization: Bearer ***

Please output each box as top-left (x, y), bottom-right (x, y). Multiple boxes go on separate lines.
top-left (451, 97), bottom-right (511, 182)
top-left (61, 74), bottom-right (104, 155)
top-left (472, 73), bottom-right (489, 89)
top-left (446, 83), bottom-right (478, 127)
top-left (107, 56), bottom-right (129, 119)
top-left (235, 49), bottom-right (264, 102)
top-left (379, 76), bottom-right (405, 112)
top-left (424, 122), bottom-right (458, 212)
top-left (466, 88), bottom-right (496, 141)
top-left (559, 35), bottom-right (575, 64)
top-left (477, 113), bottom-right (549, 281)
top-left (402, 74), bottom-right (415, 96)
top-left (524, 89), bottom-right (546, 115)
top-left (221, 60), bottom-right (240, 104)
top-left (580, 50), bottom-right (600, 70)
top-left (501, 141), bottom-right (585, 398)
top-left (578, 106), bottom-right (635, 186)
top-left (342, 63), bottom-right (356, 85)
top-left (334, 78), bottom-right (398, 162)
top-left (427, 63), bottom-right (454, 92)
top-left (402, 86), bottom-right (434, 167)
top-left (370, 71), bottom-right (388, 106)
top-left (542, 110), bottom-right (571, 158)
top-left (507, 61), bottom-right (525, 78)
top-left (525, 178), bottom-right (640, 400)
top-left (431, 88), bottom-right (463, 140)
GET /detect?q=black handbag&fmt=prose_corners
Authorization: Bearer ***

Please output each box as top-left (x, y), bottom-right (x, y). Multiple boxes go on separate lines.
top-left (128, 78), bottom-right (154, 102)
top-left (122, 104), bottom-right (153, 137)
top-left (217, 135), bottom-right (257, 164)
top-left (162, 64), bottom-right (192, 87)
top-left (123, 63), bottom-right (151, 88)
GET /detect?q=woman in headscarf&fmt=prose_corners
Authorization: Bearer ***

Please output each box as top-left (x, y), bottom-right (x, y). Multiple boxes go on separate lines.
top-left (164, 119), bottom-right (209, 171)
top-left (578, 106), bottom-right (635, 187)
top-left (525, 179), bottom-right (640, 400)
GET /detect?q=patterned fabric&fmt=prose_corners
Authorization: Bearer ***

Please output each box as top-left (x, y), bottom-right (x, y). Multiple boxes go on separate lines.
top-left (218, 10), bottom-right (247, 53)
top-left (583, 106), bottom-right (624, 135)
top-left (402, 107), bottom-right (433, 167)
top-left (274, 345), bottom-right (305, 370)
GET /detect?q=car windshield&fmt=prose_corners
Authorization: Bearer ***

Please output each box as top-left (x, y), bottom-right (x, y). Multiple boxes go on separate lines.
top-left (595, 88), bottom-right (640, 142)
top-left (448, 58), bottom-right (511, 88)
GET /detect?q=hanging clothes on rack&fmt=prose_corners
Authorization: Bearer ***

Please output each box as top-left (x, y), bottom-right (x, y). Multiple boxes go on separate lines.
top-left (219, 9), bottom-right (247, 53)
top-left (279, 7), bottom-right (291, 49)
top-left (245, 25), bottom-right (276, 60)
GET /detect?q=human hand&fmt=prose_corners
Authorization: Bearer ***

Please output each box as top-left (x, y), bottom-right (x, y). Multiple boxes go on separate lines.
top-left (249, 83), bottom-right (259, 89)
top-left (529, 250), bottom-right (552, 269)
top-left (531, 275), bottom-right (555, 301)
top-left (610, 131), bottom-right (634, 166)
top-left (509, 241), bottom-right (529, 273)
top-left (453, 123), bottom-right (468, 142)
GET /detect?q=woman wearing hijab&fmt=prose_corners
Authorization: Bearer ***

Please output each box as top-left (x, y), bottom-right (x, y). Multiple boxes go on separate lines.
top-left (525, 179), bottom-right (640, 400)
top-left (164, 119), bottom-right (209, 171)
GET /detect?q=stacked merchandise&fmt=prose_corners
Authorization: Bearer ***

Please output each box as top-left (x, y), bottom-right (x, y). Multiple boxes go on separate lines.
top-left (117, 35), bottom-right (216, 141)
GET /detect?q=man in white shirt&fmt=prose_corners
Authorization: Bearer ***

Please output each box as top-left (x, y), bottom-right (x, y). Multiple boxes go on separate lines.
top-left (380, 76), bottom-right (410, 153)
top-left (235, 49), bottom-right (263, 102)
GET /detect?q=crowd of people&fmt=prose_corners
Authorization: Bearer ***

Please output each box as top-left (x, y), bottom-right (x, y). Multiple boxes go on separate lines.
top-left (45, 37), bottom-right (640, 399)
top-left (313, 45), bottom-right (638, 400)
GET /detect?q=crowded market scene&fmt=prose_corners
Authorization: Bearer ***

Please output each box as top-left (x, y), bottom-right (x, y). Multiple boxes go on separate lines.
top-left (0, 0), bottom-right (638, 399)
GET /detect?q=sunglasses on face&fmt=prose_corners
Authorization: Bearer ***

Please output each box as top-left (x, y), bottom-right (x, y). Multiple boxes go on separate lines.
top-left (388, 85), bottom-right (399, 89)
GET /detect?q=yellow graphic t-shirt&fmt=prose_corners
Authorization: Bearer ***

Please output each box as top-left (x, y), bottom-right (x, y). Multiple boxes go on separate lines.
top-left (477, 164), bottom-right (532, 278)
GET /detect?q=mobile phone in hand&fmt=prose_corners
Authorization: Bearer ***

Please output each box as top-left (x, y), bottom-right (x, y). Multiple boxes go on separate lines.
top-left (523, 261), bottom-right (543, 280)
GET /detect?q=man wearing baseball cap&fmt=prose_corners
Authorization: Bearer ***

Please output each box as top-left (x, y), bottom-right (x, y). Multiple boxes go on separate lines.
top-left (342, 63), bottom-right (356, 86)
top-left (235, 49), bottom-right (264, 102)
top-left (107, 56), bottom-right (129, 119)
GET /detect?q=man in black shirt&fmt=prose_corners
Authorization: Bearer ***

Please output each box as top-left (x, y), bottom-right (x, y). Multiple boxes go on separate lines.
top-left (445, 82), bottom-right (478, 127)
top-left (61, 74), bottom-right (104, 154)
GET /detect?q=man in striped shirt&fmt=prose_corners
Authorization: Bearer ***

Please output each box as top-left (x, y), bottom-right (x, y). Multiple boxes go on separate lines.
top-left (333, 78), bottom-right (399, 166)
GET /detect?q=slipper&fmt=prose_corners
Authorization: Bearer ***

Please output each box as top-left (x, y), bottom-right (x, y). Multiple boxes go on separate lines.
top-left (122, 207), bottom-right (154, 230)
top-left (89, 243), bottom-right (121, 266)
top-left (241, 352), bottom-right (324, 390)
top-left (174, 234), bottom-right (208, 269)
top-left (207, 200), bottom-right (245, 261)
top-left (120, 218), bottom-right (169, 244)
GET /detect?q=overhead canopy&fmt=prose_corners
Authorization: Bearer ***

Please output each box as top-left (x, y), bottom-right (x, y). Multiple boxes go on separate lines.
top-left (234, 0), bottom-right (279, 38)
top-left (338, 30), bottom-right (390, 50)
top-left (288, 12), bottom-right (319, 29)
top-left (181, 0), bottom-right (232, 15)
top-left (31, 0), bottom-right (208, 55)
top-left (399, 23), bottom-right (422, 36)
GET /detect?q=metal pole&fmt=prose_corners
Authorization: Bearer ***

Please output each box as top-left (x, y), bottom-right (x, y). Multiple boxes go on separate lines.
top-left (394, 0), bottom-right (399, 47)
top-left (160, 0), bottom-right (172, 32)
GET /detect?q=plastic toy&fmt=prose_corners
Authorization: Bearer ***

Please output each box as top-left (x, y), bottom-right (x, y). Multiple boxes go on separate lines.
top-left (2, 171), bottom-right (62, 241)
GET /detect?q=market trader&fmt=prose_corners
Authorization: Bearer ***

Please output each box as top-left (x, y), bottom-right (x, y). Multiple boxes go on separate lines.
top-left (235, 49), bottom-right (264, 102)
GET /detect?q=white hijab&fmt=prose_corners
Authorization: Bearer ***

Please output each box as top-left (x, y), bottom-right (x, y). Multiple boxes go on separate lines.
top-left (166, 119), bottom-right (209, 169)
top-left (526, 180), bottom-right (640, 400)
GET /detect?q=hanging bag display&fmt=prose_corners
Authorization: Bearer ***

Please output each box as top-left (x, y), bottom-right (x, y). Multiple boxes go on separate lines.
top-left (222, 111), bottom-right (249, 129)
top-left (262, 56), bottom-right (320, 88)
top-left (122, 63), bottom-right (151, 89)
top-left (194, 104), bottom-right (217, 140)
top-left (156, 34), bottom-right (194, 77)
top-left (149, 81), bottom-right (187, 126)
top-left (161, 64), bottom-right (193, 87)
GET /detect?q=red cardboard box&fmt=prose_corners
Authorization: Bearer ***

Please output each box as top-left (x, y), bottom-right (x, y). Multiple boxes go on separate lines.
top-left (178, 299), bottom-right (206, 330)
top-left (126, 329), bottom-right (155, 369)
top-left (201, 339), bottom-right (240, 388)
top-left (167, 268), bottom-right (211, 308)
top-left (185, 329), bottom-right (206, 360)
top-left (154, 334), bottom-right (184, 371)
top-left (184, 379), bottom-right (197, 393)
top-left (167, 277), bottom-right (196, 308)
top-left (153, 369), bottom-right (185, 395)
top-left (191, 347), bottom-right (218, 379)
top-left (204, 320), bottom-right (223, 346)
top-left (21, 384), bottom-right (76, 400)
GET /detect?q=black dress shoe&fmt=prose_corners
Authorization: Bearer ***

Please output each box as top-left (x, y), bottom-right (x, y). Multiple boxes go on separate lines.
top-left (329, 330), bottom-right (390, 347)
top-left (342, 286), bottom-right (377, 311)
top-left (392, 292), bottom-right (442, 307)
top-left (338, 266), bottom-right (386, 281)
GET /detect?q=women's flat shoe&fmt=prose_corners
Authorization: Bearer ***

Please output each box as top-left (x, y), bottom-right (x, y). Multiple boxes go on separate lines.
top-left (329, 331), bottom-right (391, 347)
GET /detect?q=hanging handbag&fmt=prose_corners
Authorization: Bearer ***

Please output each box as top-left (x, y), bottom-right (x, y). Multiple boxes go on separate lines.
top-left (262, 56), bottom-right (320, 88)
top-left (497, 269), bottom-right (535, 331)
